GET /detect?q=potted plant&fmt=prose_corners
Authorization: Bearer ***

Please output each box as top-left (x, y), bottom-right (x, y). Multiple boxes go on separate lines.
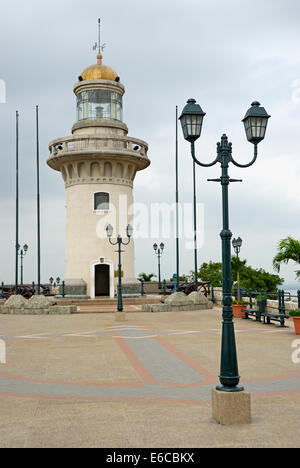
top-left (289, 310), bottom-right (300, 335)
top-left (232, 299), bottom-right (249, 318)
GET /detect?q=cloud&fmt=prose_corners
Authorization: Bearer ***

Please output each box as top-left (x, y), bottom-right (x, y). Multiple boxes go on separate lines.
top-left (1, 0), bottom-right (300, 285)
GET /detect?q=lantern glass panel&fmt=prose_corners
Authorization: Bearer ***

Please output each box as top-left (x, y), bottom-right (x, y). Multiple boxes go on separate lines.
top-left (106, 224), bottom-right (113, 238)
top-left (126, 224), bottom-right (133, 238)
top-left (244, 115), bottom-right (269, 143)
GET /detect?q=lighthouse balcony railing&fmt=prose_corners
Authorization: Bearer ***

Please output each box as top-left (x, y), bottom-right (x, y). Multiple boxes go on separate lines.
top-left (49, 136), bottom-right (148, 159)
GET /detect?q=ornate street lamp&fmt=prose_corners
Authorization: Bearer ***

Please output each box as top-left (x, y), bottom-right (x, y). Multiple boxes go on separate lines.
top-left (232, 237), bottom-right (243, 258)
top-left (179, 99), bottom-right (206, 292)
top-left (106, 224), bottom-right (132, 313)
top-left (18, 244), bottom-right (29, 285)
top-left (49, 276), bottom-right (61, 288)
top-left (232, 237), bottom-right (243, 300)
top-left (153, 242), bottom-right (165, 289)
top-left (180, 99), bottom-right (270, 393)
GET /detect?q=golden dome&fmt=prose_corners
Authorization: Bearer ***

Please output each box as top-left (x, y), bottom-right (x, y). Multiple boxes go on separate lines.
top-left (81, 63), bottom-right (118, 81)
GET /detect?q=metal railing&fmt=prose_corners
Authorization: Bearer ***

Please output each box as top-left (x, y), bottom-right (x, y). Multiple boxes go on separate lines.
top-left (49, 136), bottom-right (148, 159)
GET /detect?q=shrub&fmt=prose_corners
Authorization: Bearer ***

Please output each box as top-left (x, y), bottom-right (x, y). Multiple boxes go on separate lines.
top-left (289, 310), bottom-right (300, 317)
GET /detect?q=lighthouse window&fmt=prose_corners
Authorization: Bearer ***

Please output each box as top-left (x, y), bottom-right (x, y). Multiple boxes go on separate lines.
top-left (94, 192), bottom-right (110, 211)
top-left (77, 90), bottom-right (122, 122)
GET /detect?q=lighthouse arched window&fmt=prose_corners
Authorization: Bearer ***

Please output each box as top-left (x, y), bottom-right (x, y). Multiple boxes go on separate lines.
top-left (94, 192), bottom-right (110, 211)
top-left (77, 90), bottom-right (122, 122)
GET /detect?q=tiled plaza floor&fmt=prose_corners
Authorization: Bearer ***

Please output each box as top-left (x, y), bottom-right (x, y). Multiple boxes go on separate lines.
top-left (0, 307), bottom-right (299, 447)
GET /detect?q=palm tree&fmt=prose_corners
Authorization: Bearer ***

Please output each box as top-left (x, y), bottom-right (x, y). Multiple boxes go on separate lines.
top-left (273, 237), bottom-right (300, 280)
top-left (138, 272), bottom-right (157, 282)
top-left (231, 256), bottom-right (247, 301)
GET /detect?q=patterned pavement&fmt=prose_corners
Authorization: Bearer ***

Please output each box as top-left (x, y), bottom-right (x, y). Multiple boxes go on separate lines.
top-left (1, 323), bottom-right (300, 403)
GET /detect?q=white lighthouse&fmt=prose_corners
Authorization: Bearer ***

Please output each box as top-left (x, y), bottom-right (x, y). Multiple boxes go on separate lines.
top-left (47, 47), bottom-right (150, 298)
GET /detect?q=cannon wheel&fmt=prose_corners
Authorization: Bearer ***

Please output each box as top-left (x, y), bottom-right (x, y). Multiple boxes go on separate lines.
top-left (5, 286), bottom-right (34, 299)
top-left (184, 282), bottom-right (208, 297)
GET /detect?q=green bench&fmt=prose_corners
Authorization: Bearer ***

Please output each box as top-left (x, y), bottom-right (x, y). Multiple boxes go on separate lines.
top-left (242, 307), bottom-right (260, 321)
top-left (242, 291), bottom-right (289, 328)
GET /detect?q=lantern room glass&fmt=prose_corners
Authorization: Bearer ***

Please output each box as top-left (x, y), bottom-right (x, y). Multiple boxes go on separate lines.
top-left (77, 90), bottom-right (123, 122)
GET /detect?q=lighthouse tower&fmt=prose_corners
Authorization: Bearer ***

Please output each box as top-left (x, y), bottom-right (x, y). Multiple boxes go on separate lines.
top-left (47, 47), bottom-right (150, 298)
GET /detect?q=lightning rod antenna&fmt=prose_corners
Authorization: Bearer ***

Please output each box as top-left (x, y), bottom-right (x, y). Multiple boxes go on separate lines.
top-left (98, 18), bottom-right (101, 55)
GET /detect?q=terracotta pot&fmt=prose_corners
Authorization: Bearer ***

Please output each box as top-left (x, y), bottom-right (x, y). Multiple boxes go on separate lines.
top-left (292, 316), bottom-right (300, 335)
top-left (232, 304), bottom-right (246, 318)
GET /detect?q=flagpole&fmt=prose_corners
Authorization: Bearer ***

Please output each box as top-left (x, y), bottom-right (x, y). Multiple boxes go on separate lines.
top-left (36, 105), bottom-right (41, 295)
top-left (175, 105), bottom-right (179, 291)
top-left (15, 111), bottom-right (19, 295)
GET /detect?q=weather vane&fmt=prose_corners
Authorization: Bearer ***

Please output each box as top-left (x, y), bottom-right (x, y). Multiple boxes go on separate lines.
top-left (92, 18), bottom-right (106, 54)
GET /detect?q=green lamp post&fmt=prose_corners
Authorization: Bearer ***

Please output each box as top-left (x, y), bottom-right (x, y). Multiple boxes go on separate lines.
top-left (180, 99), bottom-right (270, 392)
top-left (106, 224), bottom-right (133, 313)
top-left (179, 98), bottom-right (206, 293)
top-left (18, 244), bottom-right (28, 285)
top-left (153, 242), bottom-right (165, 289)
top-left (232, 237), bottom-right (242, 258)
top-left (232, 237), bottom-right (243, 301)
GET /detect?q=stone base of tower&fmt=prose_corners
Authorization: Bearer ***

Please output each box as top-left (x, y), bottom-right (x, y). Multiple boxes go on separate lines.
top-left (121, 277), bottom-right (141, 297)
top-left (59, 279), bottom-right (90, 299)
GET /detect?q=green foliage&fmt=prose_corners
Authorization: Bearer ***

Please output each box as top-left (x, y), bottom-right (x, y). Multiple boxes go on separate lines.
top-left (289, 310), bottom-right (300, 317)
top-left (231, 257), bottom-right (247, 277)
top-left (232, 299), bottom-right (248, 305)
top-left (169, 275), bottom-right (188, 282)
top-left (239, 266), bottom-right (283, 293)
top-left (273, 237), bottom-right (300, 280)
top-left (199, 259), bottom-right (283, 292)
top-left (256, 294), bottom-right (268, 303)
top-left (198, 262), bottom-right (223, 287)
top-left (138, 272), bottom-right (157, 282)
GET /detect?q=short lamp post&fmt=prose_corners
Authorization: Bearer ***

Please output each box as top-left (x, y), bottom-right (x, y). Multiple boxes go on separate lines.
top-left (106, 224), bottom-right (133, 314)
top-left (232, 237), bottom-right (243, 301)
top-left (18, 244), bottom-right (28, 285)
top-left (153, 242), bottom-right (165, 289)
top-left (49, 276), bottom-right (61, 288)
top-left (180, 99), bottom-right (270, 396)
top-left (232, 237), bottom-right (242, 258)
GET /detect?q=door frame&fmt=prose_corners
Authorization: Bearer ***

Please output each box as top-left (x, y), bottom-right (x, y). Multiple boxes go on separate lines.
top-left (90, 260), bottom-right (114, 298)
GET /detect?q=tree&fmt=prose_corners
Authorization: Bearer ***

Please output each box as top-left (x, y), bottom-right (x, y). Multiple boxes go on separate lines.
top-left (198, 262), bottom-right (223, 287)
top-left (199, 260), bottom-right (283, 292)
top-left (169, 275), bottom-right (188, 282)
top-left (231, 256), bottom-right (247, 301)
top-left (138, 272), bottom-right (157, 282)
top-left (273, 237), bottom-right (300, 280)
top-left (239, 266), bottom-right (283, 292)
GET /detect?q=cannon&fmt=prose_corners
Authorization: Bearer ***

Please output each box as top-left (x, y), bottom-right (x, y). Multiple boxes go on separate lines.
top-left (165, 281), bottom-right (208, 296)
top-left (1, 284), bottom-right (51, 300)
top-left (1, 286), bottom-right (35, 300)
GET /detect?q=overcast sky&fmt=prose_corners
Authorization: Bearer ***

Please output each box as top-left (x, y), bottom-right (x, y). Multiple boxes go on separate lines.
top-left (0, 0), bottom-right (300, 287)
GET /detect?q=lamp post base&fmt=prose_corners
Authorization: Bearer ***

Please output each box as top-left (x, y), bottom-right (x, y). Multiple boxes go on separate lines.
top-left (211, 387), bottom-right (251, 425)
top-left (216, 384), bottom-right (244, 393)
top-left (115, 311), bottom-right (126, 322)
